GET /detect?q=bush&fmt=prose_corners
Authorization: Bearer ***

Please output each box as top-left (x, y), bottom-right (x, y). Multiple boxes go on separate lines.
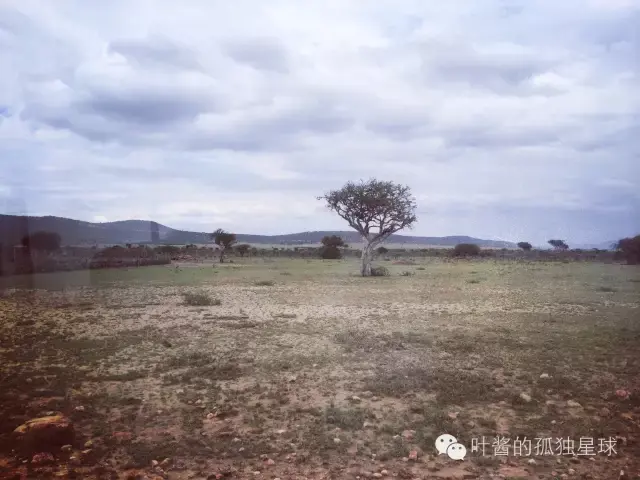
top-left (615, 235), bottom-right (640, 265)
top-left (452, 243), bottom-right (481, 257)
top-left (400, 270), bottom-right (414, 276)
top-left (370, 266), bottom-right (390, 276)
top-left (182, 292), bottom-right (221, 306)
top-left (320, 245), bottom-right (342, 259)
top-left (254, 280), bottom-right (275, 286)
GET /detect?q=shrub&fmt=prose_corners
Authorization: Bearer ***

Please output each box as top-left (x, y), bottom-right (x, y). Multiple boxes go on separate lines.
top-left (400, 270), bottom-right (414, 276)
top-left (254, 280), bottom-right (275, 286)
top-left (614, 235), bottom-right (640, 265)
top-left (517, 242), bottom-right (532, 251)
top-left (182, 292), bottom-right (220, 306)
top-left (452, 243), bottom-right (481, 257)
top-left (320, 245), bottom-right (342, 259)
top-left (376, 246), bottom-right (389, 255)
top-left (370, 266), bottom-right (390, 276)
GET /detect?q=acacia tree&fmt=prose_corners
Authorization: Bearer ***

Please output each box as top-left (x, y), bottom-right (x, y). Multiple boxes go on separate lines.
top-left (235, 244), bottom-right (250, 257)
top-left (548, 239), bottom-right (569, 251)
top-left (376, 246), bottom-right (389, 256)
top-left (517, 242), bottom-right (532, 251)
top-left (318, 179), bottom-right (417, 276)
top-left (211, 229), bottom-right (236, 263)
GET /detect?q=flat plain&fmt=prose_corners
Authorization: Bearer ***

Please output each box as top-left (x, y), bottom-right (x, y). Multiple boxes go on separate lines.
top-left (1, 258), bottom-right (639, 479)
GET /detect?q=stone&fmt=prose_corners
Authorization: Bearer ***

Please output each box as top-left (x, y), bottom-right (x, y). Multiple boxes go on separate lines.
top-left (206, 413), bottom-right (216, 419)
top-left (363, 421), bottom-right (375, 429)
top-left (84, 440), bottom-right (93, 448)
top-left (61, 444), bottom-right (73, 453)
top-left (567, 400), bottom-right (582, 408)
top-left (540, 373), bottom-right (550, 379)
top-left (151, 460), bottom-right (159, 467)
top-left (568, 468), bottom-right (576, 474)
top-left (31, 452), bottom-right (55, 465)
top-left (527, 459), bottom-right (536, 465)
top-left (519, 392), bottom-right (532, 403)
top-left (351, 395), bottom-right (362, 403)
top-left (74, 405), bottom-right (85, 412)
top-left (160, 457), bottom-right (171, 467)
top-left (14, 415), bottom-right (75, 454)
top-left (599, 407), bottom-right (611, 417)
top-left (381, 469), bottom-right (388, 475)
top-left (113, 431), bottom-right (133, 443)
top-left (408, 450), bottom-right (418, 461)
top-left (265, 458), bottom-right (275, 466)
top-left (373, 474), bottom-right (383, 478)
top-left (333, 437), bottom-right (341, 444)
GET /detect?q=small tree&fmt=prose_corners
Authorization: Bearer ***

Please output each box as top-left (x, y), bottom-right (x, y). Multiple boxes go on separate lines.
top-left (376, 246), bottom-right (389, 256)
top-left (321, 235), bottom-right (347, 248)
top-left (452, 243), bottom-right (481, 257)
top-left (318, 179), bottom-right (417, 276)
top-left (21, 231), bottom-right (61, 254)
top-left (548, 239), bottom-right (569, 251)
top-left (211, 229), bottom-right (237, 263)
top-left (235, 244), bottom-right (250, 257)
top-left (517, 242), bottom-right (532, 251)
top-left (614, 235), bottom-right (640, 265)
top-left (319, 235), bottom-right (347, 259)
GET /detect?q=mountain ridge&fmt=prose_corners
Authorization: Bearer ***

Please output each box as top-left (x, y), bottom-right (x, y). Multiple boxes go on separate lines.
top-left (0, 214), bottom-right (517, 248)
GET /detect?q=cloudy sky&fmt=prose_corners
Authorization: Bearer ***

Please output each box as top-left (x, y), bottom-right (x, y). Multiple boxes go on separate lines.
top-left (1, 0), bottom-right (638, 245)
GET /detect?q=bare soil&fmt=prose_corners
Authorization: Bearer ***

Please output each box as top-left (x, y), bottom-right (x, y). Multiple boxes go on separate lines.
top-left (1, 258), bottom-right (639, 479)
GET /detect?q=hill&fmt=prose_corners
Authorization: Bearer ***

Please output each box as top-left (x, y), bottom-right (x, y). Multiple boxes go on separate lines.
top-left (0, 214), bottom-right (517, 248)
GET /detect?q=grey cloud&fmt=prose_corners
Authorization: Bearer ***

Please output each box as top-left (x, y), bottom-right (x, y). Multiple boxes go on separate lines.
top-left (108, 35), bottom-right (203, 71)
top-left (223, 37), bottom-right (290, 73)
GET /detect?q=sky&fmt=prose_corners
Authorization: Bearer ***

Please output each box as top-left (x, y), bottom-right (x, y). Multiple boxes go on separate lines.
top-left (1, 0), bottom-right (639, 246)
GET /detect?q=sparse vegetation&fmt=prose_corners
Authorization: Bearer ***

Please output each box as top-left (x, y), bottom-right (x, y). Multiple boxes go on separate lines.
top-left (181, 291), bottom-right (221, 306)
top-left (517, 241), bottom-right (533, 251)
top-left (370, 265), bottom-right (390, 276)
top-left (254, 280), bottom-right (275, 286)
top-left (615, 234), bottom-right (640, 265)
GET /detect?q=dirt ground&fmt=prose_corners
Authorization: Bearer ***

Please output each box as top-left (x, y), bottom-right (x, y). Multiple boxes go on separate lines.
top-left (1, 258), bottom-right (639, 480)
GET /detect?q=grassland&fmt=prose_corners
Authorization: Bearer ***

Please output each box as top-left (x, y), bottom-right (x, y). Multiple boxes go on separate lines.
top-left (1, 258), bottom-right (639, 479)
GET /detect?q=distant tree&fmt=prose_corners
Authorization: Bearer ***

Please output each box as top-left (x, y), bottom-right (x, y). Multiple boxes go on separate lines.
top-left (235, 244), bottom-right (250, 257)
top-left (319, 235), bottom-right (347, 259)
top-left (517, 242), bottom-right (532, 251)
top-left (211, 229), bottom-right (237, 263)
top-left (548, 239), bottom-right (569, 251)
top-left (125, 243), bottom-right (132, 249)
top-left (21, 231), bottom-right (61, 254)
top-left (614, 235), bottom-right (640, 265)
top-left (250, 247), bottom-right (259, 257)
top-left (318, 178), bottom-right (417, 276)
top-left (376, 246), bottom-right (389, 255)
top-left (452, 243), bottom-right (481, 257)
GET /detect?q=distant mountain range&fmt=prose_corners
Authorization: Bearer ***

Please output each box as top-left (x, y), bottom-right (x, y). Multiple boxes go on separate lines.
top-left (0, 214), bottom-right (518, 248)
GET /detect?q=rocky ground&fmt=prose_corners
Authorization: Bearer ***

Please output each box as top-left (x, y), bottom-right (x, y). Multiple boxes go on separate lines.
top-left (0, 259), bottom-right (639, 479)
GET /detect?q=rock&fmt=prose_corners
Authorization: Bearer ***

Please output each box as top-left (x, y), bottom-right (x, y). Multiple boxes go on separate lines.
top-left (74, 405), bottom-right (85, 412)
top-left (402, 430), bottom-right (415, 440)
top-left (381, 469), bottom-right (388, 475)
top-left (373, 474), bottom-right (382, 478)
top-left (252, 471), bottom-right (261, 476)
top-left (84, 440), bottom-right (93, 448)
top-left (519, 392), bottom-right (532, 403)
top-left (14, 415), bottom-right (75, 454)
top-left (408, 450), bottom-right (418, 461)
top-left (232, 437), bottom-right (241, 443)
top-left (287, 376), bottom-right (297, 383)
top-left (568, 468), bottom-right (576, 474)
top-left (195, 399), bottom-right (203, 405)
top-left (600, 407), bottom-right (611, 417)
top-left (61, 444), bottom-right (73, 453)
top-left (616, 389), bottom-right (630, 400)
top-left (448, 412), bottom-right (458, 419)
top-left (540, 373), bottom-right (550, 379)
top-left (113, 431), bottom-right (133, 443)
top-left (351, 395), bottom-right (362, 403)
top-left (206, 413), bottom-right (216, 420)
top-left (527, 459), bottom-right (536, 465)
top-left (567, 400), bottom-right (582, 408)
top-left (176, 389), bottom-right (184, 394)
top-left (551, 420), bottom-right (557, 424)
top-left (276, 429), bottom-right (287, 434)
top-left (160, 457), bottom-right (171, 467)
top-left (151, 460), bottom-right (159, 467)
top-left (265, 458), bottom-right (275, 466)
top-left (32, 452), bottom-right (55, 465)
top-left (362, 391), bottom-right (374, 398)
top-left (363, 421), bottom-right (375, 429)
top-left (333, 437), bottom-right (341, 444)
top-left (371, 396), bottom-right (379, 401)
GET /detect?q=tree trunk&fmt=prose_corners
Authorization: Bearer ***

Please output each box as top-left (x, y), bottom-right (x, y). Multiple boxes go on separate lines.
top-left (219, 249), bottom-right (225, 263)
top-left (360, 243), bottom-right (373, 276)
